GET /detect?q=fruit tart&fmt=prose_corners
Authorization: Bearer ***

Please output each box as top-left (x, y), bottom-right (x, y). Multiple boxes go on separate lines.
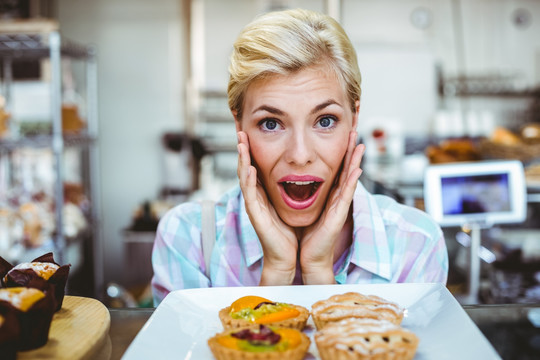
top-left (219, 295), bottom-right (309, 330)
top-left (208, 324), bottom-right (310, 360)
top-left (311, 292), bottom-right (404, 330)
top-left (314, 317), bottom-right (419, 360)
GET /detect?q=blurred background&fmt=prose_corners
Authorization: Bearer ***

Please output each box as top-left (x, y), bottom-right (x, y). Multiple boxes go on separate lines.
top-left (0, 0), bottom-right (539, 307)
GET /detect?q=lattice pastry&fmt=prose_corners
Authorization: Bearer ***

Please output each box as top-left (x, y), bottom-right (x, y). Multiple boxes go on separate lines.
top-left (311, 292), bottom-right (404, 330)
top-left (314, 318), bottom-right (419, 360)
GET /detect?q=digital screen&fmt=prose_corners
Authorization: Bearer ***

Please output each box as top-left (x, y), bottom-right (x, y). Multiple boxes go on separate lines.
top-left (440, 173), bottom-right (511, 215)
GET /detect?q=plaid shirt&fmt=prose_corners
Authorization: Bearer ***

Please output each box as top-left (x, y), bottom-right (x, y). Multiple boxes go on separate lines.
top-left (151, 183), bottom-right (448, 305)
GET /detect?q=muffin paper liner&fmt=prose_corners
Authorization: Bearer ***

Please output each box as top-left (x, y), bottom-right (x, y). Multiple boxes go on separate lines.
top-left (0, 289), bottom-right (55, 351)
top-left (0, 306), bottom-right (20, 360)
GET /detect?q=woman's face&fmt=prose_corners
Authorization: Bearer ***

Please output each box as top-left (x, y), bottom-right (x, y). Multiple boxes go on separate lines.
top-left (235, 65), bottom-right (359, 227)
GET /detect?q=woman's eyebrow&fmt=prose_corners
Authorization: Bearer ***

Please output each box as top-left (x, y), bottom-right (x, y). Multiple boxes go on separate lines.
top-left (252, 105), bottom-right (284, 116)
top-left (252, 100), bottom-right (341, 116)
top-left (310, 99), bottom-right (340, 115)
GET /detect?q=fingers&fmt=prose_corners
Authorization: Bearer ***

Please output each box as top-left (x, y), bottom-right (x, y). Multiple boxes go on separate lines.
top-left (237, 131), bottom-right (260, 208)
top-left (237, 132), bottom-right (253, 183)
top-left (337, 131), bottom-right (357, 188)
top-left (336, 144), bottom-right (364, 210)
top-left (344, 143), bottom-right (365, 193)
top-left (348, 142), bottom-right (365, 179)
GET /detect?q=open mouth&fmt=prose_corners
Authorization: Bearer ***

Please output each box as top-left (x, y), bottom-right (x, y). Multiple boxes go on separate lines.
top-left (281, 181), bottom-right (321, 202)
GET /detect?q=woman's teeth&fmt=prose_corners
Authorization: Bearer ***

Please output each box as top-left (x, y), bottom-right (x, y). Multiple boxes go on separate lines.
top-left (285, 181), bottom-right (315, 185)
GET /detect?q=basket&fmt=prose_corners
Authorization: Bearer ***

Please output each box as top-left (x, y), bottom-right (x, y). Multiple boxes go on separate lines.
top-left (479, 139), bottom-right (540, 162)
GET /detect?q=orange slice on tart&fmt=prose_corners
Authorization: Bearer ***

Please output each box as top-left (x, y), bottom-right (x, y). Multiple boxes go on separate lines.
top-left (219, 295), bottom-right (309, 330)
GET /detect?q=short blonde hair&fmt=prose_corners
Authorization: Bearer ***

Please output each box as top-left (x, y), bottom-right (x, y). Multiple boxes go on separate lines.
top-left (228, 8), bottom-right (362, 119)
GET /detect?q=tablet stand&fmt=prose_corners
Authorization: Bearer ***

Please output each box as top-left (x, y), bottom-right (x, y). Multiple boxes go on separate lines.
top-left (423, 160), bottom-right (528, 305)
top-left (457, 223), bottom-right (483, 304)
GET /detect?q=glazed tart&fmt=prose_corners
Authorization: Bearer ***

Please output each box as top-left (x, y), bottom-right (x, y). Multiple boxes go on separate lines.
top-left (208, 324), bottom-right (310, 360)
top-left (314, 318), bottom-right (419, 360)
top-left (219, 295), bottom-right (309, 330)
top-left (0, 287), bottom-right (55, 350)
top-left (311, 292), bottom-right (404, 330)
top-left (1, 252), bottom-right (71, 311)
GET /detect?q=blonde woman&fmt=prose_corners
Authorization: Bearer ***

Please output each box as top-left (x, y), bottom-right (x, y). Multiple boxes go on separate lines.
top-left (152, 9), bottom-right (448, 305)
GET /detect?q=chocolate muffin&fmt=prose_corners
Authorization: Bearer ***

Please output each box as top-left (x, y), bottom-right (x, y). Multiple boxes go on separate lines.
top-left (1, 252), bottom-right (70, 311)
top-left (0, 287), bottom-right (55, 350)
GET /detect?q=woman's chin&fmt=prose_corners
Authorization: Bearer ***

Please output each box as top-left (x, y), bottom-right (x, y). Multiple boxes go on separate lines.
top-left (278, 209), bottom-right (321, 228)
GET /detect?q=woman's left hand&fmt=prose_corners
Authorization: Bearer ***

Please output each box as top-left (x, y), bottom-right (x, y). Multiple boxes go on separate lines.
top-left (298, 131), bottom-right (365, 284)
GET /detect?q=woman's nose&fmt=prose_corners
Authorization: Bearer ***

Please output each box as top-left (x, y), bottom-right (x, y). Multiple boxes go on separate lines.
top-left (284, 131), bottom-right (316, 166)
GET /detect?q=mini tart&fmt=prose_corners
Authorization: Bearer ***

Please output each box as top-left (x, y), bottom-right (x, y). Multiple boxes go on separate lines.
top-left (314, 318), bottom-right (419, 360)
top-left (0, 287), bottom-right (55, 351)
top-left (219, 295), bottom-right (309, 330)
top-left (208, 324), bottom-right (310, 360)
top-left (311, 292), bottom-right (404, 330)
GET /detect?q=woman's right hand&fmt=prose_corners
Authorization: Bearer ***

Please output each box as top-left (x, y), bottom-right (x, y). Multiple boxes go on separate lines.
top-left (237, 131), bottom-right (298, 285)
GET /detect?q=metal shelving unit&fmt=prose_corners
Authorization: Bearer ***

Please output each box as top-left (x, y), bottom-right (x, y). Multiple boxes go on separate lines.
top-left (0, 31), bottom-right (102, 297)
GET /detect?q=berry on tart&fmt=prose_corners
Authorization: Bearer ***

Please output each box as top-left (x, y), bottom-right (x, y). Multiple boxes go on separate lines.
top-left (208, 324), bottom-right (310, 360)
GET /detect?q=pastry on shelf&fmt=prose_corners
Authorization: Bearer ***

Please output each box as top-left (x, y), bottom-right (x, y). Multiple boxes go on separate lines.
top-left (311, 292), bottom-right (404, 330)
top-left (314, 317), bottom-right (419, 360)
top-left (219, 295), bottom-right (309, 330)
top-left (0, 96), bottom-right (10, 138)
top-left (520, 123), bottom-right (540, 144)
top-left (425, 138), bottom-right (482, 164)
top-left (208, 324), bottom-right (310, 360)
top-left (491, 126), bottom-right (522, 146)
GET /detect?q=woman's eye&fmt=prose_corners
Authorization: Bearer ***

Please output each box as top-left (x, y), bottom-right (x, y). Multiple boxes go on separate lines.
top-left (261, 119), bottom-right (280, 131)
top-left (317, 116), bottom-right (336, 129)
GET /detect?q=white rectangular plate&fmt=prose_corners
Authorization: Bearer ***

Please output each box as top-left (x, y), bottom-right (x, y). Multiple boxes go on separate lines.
top-left (122, 283), bottom-right (500, 360)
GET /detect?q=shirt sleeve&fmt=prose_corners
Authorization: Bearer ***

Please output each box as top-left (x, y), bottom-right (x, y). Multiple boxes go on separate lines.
top-left (418, 228), bottom-right (449, 284)
top-left (400, 225), bottom-right (449, 285)
top-left (151, 203), bottom-right (209, 306)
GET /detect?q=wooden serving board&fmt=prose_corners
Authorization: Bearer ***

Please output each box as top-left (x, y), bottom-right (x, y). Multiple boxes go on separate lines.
top-left (18, 296), bottom-right (111, 360)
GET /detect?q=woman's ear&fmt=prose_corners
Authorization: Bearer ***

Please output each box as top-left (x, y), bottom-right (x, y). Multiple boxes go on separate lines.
top-left (232, 110), bottom-right (242, 132)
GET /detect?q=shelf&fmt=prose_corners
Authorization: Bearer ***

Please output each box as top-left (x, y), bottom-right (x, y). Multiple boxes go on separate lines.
top-left (0, 133), bottom-right (96, 150)
top-left (0, 28), bottom-right (101, 298)
top-left (0, 33), bottom-right (93, 60)
top-left (438, 72), bottom-right (540, 98)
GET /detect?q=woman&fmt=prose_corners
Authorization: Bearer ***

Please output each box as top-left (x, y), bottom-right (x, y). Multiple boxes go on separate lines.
top-left (151, 9), bottom-right (448, 305)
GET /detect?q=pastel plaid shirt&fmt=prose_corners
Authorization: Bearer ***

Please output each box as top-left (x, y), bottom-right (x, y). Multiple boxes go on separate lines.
top-left (151, 182), bottom-right (448, 305)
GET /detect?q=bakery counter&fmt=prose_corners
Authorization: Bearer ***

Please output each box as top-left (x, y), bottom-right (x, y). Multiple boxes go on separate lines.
top-left (107, 303), bottom-right (540, 360)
